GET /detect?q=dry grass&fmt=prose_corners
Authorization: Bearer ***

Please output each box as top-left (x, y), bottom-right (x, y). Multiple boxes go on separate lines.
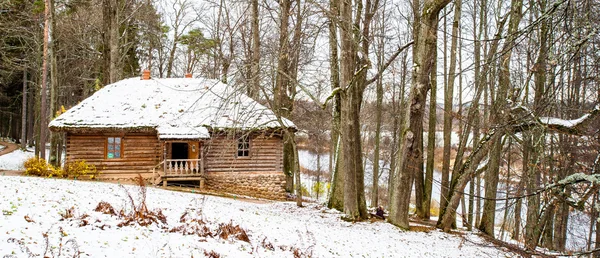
top-left (217, 221), bottom-right (250, 243)
top-left (169, 209), bottom-right (213, 238)
top-left (117, 175), bottom-right (167, 227)
top-left (261, 237), bottom-right (275, 251)
top-left (203, 250), bottom-right (221, 258)
top-left (94, 201), bottom-right (116, 215)
top-left (59, 207), bottom-right (75, 221)
top-left (410, 225), bottom-right (434, 232)
top-left (92, 174), bottom-right (167, 228)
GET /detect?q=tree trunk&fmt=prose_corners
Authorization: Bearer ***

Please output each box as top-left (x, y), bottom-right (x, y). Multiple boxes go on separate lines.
top-left (441, 0), bottom-right (461, 215)
top-left (27, 72), bottom-right (34, 147)
top-left (372, 53), bottom-right (383, 208)
top-left (289, 132), bottom-right (302, 207)
top-left (388, 54), bottom-right (408, 209)
top-left (513, 169), bottom-right (526, 241)
top-left (274, 0), bottom-right (300, 195)
top-left (389, 0), bottom-right (450, 229)
top-left (49, 0), bottom-right (60, 167)
top-left (421, 48), bottom-right (436, 220)
top-left (109, 0), bottom-right (119, 82)
top-left (326, 0), bottom-right (344, 212)
top-left (478, 0), bottom-right (522, 238)
top-left (40, 0), bottom-right (51, 160)
top-left (102, 0), bottom-right (111, 85)
top-left (21, 70), bottom-right (27, 149)
top-left (595, 193), bottom-right (600, 258)
top-left (249, 0), bottom-right (260, 99)
top-left (525, 0), bottom-right (547, 249)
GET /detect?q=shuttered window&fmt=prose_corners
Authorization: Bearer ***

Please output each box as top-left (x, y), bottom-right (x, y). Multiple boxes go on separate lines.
top-left (237, 136), bottom-right (250, 157)
top-left (106, 137), bottom-right (122, 159)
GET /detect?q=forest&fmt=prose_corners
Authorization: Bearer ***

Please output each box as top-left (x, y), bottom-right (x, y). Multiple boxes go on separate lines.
top-left (1, 0), bottom-right (599, 255)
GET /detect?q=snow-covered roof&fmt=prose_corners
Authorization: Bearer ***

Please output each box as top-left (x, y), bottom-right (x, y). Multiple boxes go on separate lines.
top-left (49, 77), bottom-right (295, 139)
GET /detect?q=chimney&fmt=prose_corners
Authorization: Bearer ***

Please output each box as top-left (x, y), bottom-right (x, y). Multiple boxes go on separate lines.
top-left (141, 70), bottom-right (151, 80)
top-left (185, 73), bottom-right (193, 78)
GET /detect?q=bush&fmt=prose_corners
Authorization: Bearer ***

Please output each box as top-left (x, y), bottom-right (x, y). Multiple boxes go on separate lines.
top-left (64, 160), bottom-right (98, 179)
top-left (23, 157), bottom-right (62, 178)
top-left (311, 181), bottom-right (327, 198)
top-left (300, 184), bottom-right (311, 197)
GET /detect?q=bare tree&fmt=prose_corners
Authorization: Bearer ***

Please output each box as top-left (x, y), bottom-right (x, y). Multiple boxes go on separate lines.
top-left (389, 0), bottom-right (451, 229)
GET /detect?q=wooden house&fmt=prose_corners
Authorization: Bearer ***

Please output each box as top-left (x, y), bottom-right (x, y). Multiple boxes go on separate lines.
top-left (49, 73), bottom-right (295, 200)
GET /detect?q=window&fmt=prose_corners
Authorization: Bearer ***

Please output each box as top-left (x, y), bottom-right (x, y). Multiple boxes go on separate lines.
top-left (106, 137), bottom-right (122, 159)
top-left (237, 136), bottom-right (250, 157)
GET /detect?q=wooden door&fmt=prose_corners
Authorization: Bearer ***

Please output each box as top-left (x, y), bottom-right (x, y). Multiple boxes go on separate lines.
top-left (188, 141), bottom-right (200, 159)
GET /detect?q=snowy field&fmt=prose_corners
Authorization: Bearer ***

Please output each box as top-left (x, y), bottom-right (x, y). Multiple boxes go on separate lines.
top-left (0, 176), bottom-right (511, 257)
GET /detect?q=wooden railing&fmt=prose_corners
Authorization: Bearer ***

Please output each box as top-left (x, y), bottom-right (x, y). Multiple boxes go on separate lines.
top-left (164, 159), bottom-right (203, 177)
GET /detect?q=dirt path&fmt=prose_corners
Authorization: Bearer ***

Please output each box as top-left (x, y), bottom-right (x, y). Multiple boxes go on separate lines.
top-left (0, 141), bottom-right (19, 156)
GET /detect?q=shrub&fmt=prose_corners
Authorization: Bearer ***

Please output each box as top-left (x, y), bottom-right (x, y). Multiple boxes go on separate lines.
top-left (23, 157), bottom-right (62, 178)
top-left (311, 181), bottom-right (326, 197)
top-left (64, 160), bottom-right (98, 179)
top-left (300, 184), bottom-right (311, 197)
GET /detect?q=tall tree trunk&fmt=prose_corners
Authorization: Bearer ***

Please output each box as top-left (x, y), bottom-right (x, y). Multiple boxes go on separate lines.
top-left (390, 0), bottom-right (450, 229)
top-left (338, 0), bottom-right (362, 219)
top-left (474, 0), bottom-right (487, 229)
top-left (274, 0), bottom-right (299, 195)
top-left (441, 0), bottom-right (461, 216)
top-left (478, 0), bottom-right (522, 237)
top-left (40, 0), bottom-right (51, 160)
top-left (596, 193), bottom-right (600, 258)
top-left (21, 70), bottom-right (27, 149)
top-left (388, 54), bottom-right (408, 208)
top-left (525, 0), bottom-right (548, 249)
top-left (109, 0), bottom-right (119, 82)
top-left (27, 72), bottom-right (34, 147)
top-left (102, 0), bottom-right (111, 85)
top-left (49, 0), bottom-right (60, 167)
top-left (421, 47), bottom-right (436, 220)
top-left (250, 0), bottom-right (260, 99)
top-left (372, 44), bottom-right (383, 208)
top-left (513, 176), bottom-right (525, 240)
top-left (327, 0), bottom-right (343, 211)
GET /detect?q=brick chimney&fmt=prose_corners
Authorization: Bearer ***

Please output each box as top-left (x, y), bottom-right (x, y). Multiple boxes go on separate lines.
top-left (141, 70), bottom-right (151, 80)
top-left (185, 73), bottom-right (193, 78)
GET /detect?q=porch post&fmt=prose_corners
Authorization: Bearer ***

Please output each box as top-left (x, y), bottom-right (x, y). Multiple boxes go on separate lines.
top-left (200, 142), bottom-right (205, 189)
top-left (163, 141), bottom-right (167, 186)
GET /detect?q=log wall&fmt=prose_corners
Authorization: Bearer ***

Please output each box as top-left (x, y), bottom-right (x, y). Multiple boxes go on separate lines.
top-left (203, 134), bottom-right (284, 173)
top-left (202, 134), bottom-right (286, 199)
top-left (65, 132), bottom-right (161, 179)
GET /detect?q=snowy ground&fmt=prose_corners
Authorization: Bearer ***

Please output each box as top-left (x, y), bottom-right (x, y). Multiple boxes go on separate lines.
top-left (0, 149), bottom-right (34, 170)
top-left (0, 176), bottom-right (511, 257)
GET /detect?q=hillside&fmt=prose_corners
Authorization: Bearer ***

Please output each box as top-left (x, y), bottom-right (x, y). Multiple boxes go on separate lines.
top-left (0, 176), bottom-right (511, 257)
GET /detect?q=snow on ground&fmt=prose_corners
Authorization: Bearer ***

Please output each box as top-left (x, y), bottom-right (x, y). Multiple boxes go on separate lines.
top-left (0, 149), bottom-right (34, 170)
top-left (0, 146), bottom-right (65, 171)
top-left (0, 176), bottom-right (511, 257)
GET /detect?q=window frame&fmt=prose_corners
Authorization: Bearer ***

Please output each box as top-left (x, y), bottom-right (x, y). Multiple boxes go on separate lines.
top-left (105, 136), bottom-right (123, 159)
top-left (236, 135), bottom-right (251, 158)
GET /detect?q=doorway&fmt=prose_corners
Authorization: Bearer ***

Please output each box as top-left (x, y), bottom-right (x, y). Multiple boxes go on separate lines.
top-left (171, 142), bottom-right (188, 159)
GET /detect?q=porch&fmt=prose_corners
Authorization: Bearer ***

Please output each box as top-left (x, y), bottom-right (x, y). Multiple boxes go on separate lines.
top-left (153, 140), bottom-right (206, 187)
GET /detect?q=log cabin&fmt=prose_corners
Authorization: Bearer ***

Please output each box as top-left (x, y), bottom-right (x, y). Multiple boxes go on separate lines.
top-left (49, 72), bottom-right (295, 200)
